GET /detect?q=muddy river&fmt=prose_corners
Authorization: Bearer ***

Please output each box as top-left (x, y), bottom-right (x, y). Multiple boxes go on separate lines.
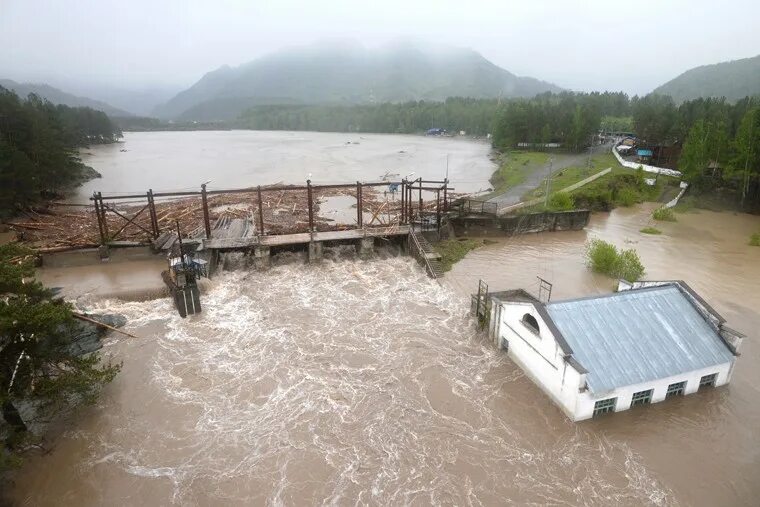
top-left (71, 131), bottom-right (495, 203)
top-left (9, 204), bottom-right (760, 506)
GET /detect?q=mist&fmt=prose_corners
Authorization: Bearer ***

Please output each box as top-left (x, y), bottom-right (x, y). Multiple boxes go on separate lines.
top-left (2, 0), bottom-right (760, 97)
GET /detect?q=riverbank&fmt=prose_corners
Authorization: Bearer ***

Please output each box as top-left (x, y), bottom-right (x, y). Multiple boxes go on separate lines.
top-left (483, 144), bottom-right (613, 206)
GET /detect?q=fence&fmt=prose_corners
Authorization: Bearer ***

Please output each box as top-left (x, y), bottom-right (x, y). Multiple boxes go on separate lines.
top-left (91, 178), bottom-right (452, 246)
top-left (664, 181), bottom-right (690, 208)
top-left (612, 144), bottom-right (682, 177)
top-left (451, 199), bottom-right (499, 216)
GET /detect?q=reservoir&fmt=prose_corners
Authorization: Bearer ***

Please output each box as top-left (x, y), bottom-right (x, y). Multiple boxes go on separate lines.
top-left (9, 133), bottom-right (760, 506)
top-left (72, 131), bottom-right (496, 203)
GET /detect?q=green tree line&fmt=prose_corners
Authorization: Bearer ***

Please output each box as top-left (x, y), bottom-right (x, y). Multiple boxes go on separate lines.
top-left (238, 92), bottom-right (631, 152)
top-left (239, 97), bottom-right (500, 136)
top-left (0, 86), bottom-right (122, 215)
top-left (678, 102), bottom-right (760, 207)
top-left (631, 94), bottom-right (755, 145)
top-left (491, 92), bottom-right (629, 151)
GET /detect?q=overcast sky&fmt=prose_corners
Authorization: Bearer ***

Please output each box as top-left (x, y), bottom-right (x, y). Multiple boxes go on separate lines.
top-left (2, 0), bottom-right (759, 96)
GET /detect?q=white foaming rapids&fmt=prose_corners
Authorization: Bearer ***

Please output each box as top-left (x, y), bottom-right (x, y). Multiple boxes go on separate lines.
top-left (73, 255), bottom-right (673, 506)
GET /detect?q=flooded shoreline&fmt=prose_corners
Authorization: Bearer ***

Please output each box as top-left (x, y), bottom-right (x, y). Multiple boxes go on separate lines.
top-left (72, 131), bottom-right (495, 203)
top-left (9, 205), bottom-right (760, 506)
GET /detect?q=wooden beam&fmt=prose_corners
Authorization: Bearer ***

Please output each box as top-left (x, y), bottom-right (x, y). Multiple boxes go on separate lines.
top-left (107, 205), bottom-right (151, 240)
top-left (72, 313), bottom-right (139, 339)
top-left (201, 184), bottom-right (211, 239)
top-left (307, 179), bottom-right (314, 231)
top-left (257, 185), bottom-right (265, 235)
top-left (357, 181), bottom-right (363, 227)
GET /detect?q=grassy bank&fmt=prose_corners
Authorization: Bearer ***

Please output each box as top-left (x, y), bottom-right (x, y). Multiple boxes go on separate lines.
top-left (433, 238), bottom-right (491, 271)
top-left (486, 151), bottom-right (550, 198)
top-left (569, 167), bottom-right (680, 211)
top-left (522, 152), bottom-right (618, 201)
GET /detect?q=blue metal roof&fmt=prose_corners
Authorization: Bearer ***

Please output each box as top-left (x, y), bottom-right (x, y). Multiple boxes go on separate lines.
top-left (546, 286), bottom-right (734, 394)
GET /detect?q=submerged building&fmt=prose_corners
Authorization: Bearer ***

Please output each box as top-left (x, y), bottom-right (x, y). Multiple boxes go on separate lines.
top-left (476, 280), bottom-right (744, 421)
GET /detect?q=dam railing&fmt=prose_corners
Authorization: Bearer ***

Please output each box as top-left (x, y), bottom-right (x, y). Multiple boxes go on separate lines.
top-left (90, 178), bottom-right (453, 247)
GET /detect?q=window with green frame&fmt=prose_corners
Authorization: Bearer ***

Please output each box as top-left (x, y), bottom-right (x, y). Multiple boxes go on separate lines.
top-left (666, 381), bottom-right (686, 398)
top-left (699, 373), bottom-right (717, 389)
top-left (630, 389), bottom-right (653, 407)
top-left (593, 398), bottom-right (616, 416)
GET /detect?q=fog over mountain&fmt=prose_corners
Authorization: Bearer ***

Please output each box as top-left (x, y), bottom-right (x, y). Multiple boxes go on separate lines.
top-left (0, 79), bottom-right (133, 117)
top-left (3, 0), bottom-right (759, 99)
top-left (654, 54), bottom-right (760, 103)
top-left (60, 84), bottom-right (180, 117)
top-left (155, 41), bottom-right (562, 120)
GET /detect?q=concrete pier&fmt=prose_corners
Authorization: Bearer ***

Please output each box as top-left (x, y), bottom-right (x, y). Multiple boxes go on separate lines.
top-left (308, 241), bottom-right (323, 263)
top-left (357, 237), bottom-right (374, 259)
top-left (253, 246), bottom-right (271, 270)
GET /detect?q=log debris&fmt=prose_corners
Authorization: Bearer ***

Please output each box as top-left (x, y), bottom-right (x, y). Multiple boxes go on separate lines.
top-left (72, 313), bottom-right (139, 339)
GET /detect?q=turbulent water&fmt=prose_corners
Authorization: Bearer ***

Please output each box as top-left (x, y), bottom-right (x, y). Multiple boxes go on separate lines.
top-left (10, 206), bottom-right (760, 506)
top-left (72, 131), bottom-right (495, 203)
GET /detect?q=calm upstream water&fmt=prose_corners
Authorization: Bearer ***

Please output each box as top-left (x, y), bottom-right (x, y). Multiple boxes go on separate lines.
top-left (72, 131), bottom-right (495, 203)
top-left (11, 204), bottom-right (760, 506)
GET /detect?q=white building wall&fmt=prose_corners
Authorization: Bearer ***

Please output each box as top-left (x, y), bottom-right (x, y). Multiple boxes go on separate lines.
top-left (493, 302), bottom-right (584, 420)
top-left (492, 300), bottom-right (736, 422)
top-left (574, 361), bottom-right (733, 421)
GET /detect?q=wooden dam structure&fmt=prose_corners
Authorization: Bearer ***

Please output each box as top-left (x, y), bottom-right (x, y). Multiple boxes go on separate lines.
top-left (91, 178), bottom-right (452, 279)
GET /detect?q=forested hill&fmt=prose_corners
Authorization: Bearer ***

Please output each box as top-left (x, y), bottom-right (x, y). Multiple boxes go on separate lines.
top-left (0, 79), bottom-right (133, 117)
top-left (0, 87), bottom-right (122, 215)
top-left (154, 41), bottom-right (563, 121)
top-left (653, 55), bottom-right (760, 103)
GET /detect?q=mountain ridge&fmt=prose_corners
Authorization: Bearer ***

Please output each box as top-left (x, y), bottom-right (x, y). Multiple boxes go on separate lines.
top-left (0, 79), bottom-right (133, 117)
top-left (653, 54), bottom-right (760, 103)
top-left (154, 42), bottom-right (563, 120)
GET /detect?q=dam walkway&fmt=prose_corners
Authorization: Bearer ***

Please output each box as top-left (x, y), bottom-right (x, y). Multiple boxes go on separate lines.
top-left (91, 178), bottom-right (451, 277)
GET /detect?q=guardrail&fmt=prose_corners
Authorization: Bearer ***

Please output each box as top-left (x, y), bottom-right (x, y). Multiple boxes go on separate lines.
top-left (451, 199), bottom-right (499, 215)
top-left (612, 144), bottom-right (682, 177)
top-left (408, 230), bottom-right (443, 280)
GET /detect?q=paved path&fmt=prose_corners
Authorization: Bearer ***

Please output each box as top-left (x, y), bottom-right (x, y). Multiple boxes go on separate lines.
top-left (487, 143), bottom-right (611, 207)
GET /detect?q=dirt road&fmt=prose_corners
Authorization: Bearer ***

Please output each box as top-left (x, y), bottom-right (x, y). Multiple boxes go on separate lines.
top-left (487, 143), bottom-right (611, 207)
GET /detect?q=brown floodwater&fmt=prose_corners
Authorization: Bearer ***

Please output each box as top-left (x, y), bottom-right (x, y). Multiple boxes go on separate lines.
top-left (71, 131), bottom-right (495, 203)
top-left (8, 205), bottom-right (760, 506)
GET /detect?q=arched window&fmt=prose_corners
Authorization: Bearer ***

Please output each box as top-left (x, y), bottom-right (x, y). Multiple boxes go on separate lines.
top-left (522, 313), bottom-right (540, 335)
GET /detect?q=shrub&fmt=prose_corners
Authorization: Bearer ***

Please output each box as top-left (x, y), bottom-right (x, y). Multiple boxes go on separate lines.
top-left (640, 227), bottom-right (662, 235)
top-left (547, 192), bottom-right (575, 211)
top-left (586, 239), bottom-right (619, 275)
top-left (652, 207), bottom-right (677, 221)
top-left (573, 188), bottom-right (613, 211)
top-left (750, 233), bottom-right (760, 246)
top-left (634, 167), bottom-right (646, 188)
top-left (616, 248), bottom-right (646, 281)
top-left (585, 239), bottom-right (645, 281)
top-left (615, 187), bottom-right (639, 207)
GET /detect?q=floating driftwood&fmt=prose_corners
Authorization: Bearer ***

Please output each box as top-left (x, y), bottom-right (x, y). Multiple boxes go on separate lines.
top-left (72, 313), bottom-right (138, 339)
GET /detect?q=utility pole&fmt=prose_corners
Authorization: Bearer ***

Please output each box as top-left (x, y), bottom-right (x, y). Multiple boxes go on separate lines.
top-left (544, 158), bottom-right (553, 208)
